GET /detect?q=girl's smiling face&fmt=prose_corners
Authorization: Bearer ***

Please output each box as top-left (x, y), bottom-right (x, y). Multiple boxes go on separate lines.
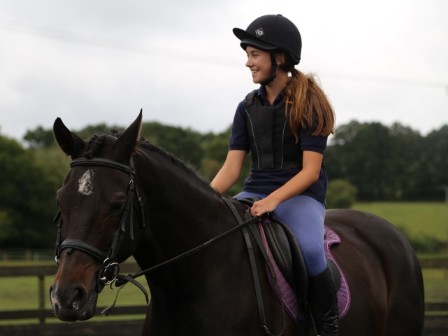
top-left (245, 46), bottom-right (272, 84)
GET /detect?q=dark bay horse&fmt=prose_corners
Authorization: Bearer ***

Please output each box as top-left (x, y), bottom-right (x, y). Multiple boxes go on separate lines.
top-left (50, 112), bottom-right (424, 335)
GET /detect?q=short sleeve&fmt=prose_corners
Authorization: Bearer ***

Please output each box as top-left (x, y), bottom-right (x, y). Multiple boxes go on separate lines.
top-left (299, 128), bottom-right (328, 153)
top-left (229, 101), bottom-right (250, 152)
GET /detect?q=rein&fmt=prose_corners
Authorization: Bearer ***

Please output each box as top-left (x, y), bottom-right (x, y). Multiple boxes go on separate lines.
top-left (115, 210), bottom-right (262, 284)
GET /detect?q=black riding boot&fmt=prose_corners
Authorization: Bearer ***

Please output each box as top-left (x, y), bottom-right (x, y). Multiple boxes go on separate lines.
top-left (308, 266), bottom-right (339, 336)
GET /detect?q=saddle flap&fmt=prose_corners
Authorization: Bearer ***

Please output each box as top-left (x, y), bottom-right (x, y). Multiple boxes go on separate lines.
top-left (262, 217), bottom-right (309, 313)
top-left (235, 198), bottom-right (308, 304)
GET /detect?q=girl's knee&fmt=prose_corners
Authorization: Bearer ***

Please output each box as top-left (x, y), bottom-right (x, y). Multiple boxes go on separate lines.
top-left (301, 242), bottom-right (327, 276)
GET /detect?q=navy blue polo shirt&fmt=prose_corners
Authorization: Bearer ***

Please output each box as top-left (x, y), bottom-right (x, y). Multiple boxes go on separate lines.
top-left (229, 86), bottom-right (329, 204)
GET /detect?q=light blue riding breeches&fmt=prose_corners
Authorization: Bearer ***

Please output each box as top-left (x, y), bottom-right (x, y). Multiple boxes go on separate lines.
top-left (234, 191), bottom-right (327, 277)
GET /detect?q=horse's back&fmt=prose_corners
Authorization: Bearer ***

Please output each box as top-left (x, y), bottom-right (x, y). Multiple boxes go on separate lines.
top-left (325, 209), bottom-right (424, 336)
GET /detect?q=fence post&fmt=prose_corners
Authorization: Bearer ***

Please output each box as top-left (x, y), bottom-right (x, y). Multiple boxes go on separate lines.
top-left (38, 274), bottom-right (45, 324)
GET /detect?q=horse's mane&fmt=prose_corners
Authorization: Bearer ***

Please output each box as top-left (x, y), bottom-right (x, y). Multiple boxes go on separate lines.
top-left (137, 140), bottom-right (215, 193)
top-left (84, 131), bottom-right (216, 194)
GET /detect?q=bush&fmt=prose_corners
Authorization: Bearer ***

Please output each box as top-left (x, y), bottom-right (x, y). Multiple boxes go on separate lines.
top-left (327, 179), bottom-right (357, 209)
top-left (398, 225), bottom-right (446, 253)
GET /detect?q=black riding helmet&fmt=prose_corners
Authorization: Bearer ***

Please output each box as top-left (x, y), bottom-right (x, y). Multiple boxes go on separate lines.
top-left (233, 14), bottom-right (302, 65)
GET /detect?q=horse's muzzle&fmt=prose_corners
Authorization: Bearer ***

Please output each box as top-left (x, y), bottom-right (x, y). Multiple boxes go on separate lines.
top-left (50, 282), bottom-right (98, 321)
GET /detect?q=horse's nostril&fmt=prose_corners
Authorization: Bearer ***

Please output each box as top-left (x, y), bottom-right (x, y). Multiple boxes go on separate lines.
top-left (72, 287), bottom-right (85, 310)
top-left (52, 301), bottom-right (60, 314)
top-left (49, 285), bottom-right (59, 312)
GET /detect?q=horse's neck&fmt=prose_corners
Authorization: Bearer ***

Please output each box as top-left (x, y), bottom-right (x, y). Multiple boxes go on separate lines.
top-left (140, 159), bottom-right (220, 224)
top-left (134, 151), bottom-right (230, 266)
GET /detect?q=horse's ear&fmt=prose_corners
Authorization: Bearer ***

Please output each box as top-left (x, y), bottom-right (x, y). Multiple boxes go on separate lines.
top-left (53, 117), bottom-right (86, 158)
top-left (114, 110), bottom-right (143, 160)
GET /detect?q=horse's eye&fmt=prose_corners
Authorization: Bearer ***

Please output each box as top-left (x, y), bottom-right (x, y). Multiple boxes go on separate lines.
top-left (110, 202), bottom-right (124, 214)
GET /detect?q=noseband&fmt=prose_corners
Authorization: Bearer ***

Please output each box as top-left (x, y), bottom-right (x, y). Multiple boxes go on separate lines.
top-left (54, 157), bottom-right (145, 292)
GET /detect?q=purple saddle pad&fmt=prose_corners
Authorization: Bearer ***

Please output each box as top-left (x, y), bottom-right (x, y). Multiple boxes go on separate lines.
top-left (258, 224), bottom-right (351, 321)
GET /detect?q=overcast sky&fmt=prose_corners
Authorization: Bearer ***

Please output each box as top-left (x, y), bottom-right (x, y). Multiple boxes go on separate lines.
top-left (0, 0), bottom-right (447, 142)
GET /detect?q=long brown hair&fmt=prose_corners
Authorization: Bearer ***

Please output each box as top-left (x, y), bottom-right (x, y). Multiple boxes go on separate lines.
top-left (284, 68), bottom-right (335, 141)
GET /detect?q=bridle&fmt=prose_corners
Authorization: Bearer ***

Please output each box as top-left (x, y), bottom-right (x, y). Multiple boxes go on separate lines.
top-left (54, 157), bottom-right (146, 292)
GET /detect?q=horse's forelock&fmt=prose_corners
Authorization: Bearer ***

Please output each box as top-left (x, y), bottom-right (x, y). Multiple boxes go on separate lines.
top-left (84, 131), bottom-right (142, 158)
top-left (84, 134), bottom-right (116, 159)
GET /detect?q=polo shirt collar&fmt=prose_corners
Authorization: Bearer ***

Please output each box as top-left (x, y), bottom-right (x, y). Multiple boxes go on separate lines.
top-left (257, 85), bottom-right (285, 106)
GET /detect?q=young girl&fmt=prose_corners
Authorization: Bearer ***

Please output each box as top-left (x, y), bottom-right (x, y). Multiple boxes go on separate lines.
top-left (211, 14), bottom-right (338, 335)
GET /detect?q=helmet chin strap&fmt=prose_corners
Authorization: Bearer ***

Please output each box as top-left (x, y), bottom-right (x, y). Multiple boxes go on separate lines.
top-left (260, 52), bottom-right (278, 86)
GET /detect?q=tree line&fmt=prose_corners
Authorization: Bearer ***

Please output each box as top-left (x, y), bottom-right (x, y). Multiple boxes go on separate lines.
top-left (1, 120), bottom-right (447, 248)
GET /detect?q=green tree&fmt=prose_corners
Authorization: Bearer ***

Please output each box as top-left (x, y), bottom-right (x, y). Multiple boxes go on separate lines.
top-left (77, 123), bottom-right (123, 140)
top-left (141, 122), bottom-right (204, 169)
top-left (0, 135), bottom-right (57, 247)
top-left (24, 126), bottom-right (55, 149)
top-left (327, 121), bottom-right (392, 200)
top-left (327, 121), bottom-right (431, 201)
top-left (326, 179), bottom-right (357, 209)
top-left (420, 125), bottom-right (448, 200)
top-left (33, 146), bottom-right (71, 191)
top-left (387, 123), bottom-right (424, 199)
top-left (201, 127), bottom-right (252, 195)
top-left (201, 128), bottom-right (231, 181)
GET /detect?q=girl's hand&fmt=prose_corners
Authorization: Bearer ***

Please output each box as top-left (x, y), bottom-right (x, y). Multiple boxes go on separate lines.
top-left (250, 196), bottom-right (281, 217)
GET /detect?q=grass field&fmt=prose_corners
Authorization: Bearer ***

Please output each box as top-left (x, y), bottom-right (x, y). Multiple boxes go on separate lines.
top-left (0, 271), bottom-right (149, 324)
top-left (0, 274), bottom-right (150, 311)
top-left (352, 202), bottom-right (447, 242)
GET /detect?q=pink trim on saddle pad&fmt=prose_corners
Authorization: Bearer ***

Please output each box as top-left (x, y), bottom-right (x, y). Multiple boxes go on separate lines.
top-left (258, 223), bottom-right (300, 321)
top-left (258, 224), bottom-right (351, 322)
top-left (324, 227), bottom-right (351, 318)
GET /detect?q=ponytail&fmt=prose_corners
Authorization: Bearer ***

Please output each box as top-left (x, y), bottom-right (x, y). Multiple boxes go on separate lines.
top-left (284, 69), bottom-right (335, 141)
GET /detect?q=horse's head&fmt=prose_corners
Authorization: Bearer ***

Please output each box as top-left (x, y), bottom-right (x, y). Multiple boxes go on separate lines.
top-left (50, 112), bottom-right (145, 321)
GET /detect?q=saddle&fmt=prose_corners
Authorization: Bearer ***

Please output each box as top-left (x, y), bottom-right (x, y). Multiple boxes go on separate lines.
top-left (237, 198), bottom-right (350, 322)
